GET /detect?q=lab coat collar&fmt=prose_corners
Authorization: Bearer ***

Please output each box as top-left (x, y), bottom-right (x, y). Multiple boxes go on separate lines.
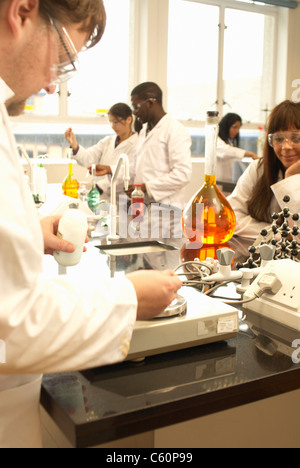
top-left (144, 114), bottom-right (170, 141)
top-left (0, 77), bottom-right (15, 103)
top-left (152, 113), bottom-right (170, 130)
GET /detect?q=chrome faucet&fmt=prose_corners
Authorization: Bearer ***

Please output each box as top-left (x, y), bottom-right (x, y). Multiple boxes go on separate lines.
top-left (107, 153), bottom-right (130, 240)
top-left (17, 144), bottom-right (34, 193)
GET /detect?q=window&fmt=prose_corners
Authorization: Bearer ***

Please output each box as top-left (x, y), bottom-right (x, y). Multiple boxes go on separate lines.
top-left (24, 91), bottom-right (59, 116)
top-left (68, 0), bottom-right (131, 116)
top-left (23, 0), bottom-right (131, 119)
top-left (18, 0), bottom-right (283, 129)
top-left (223, 8), bottom-right (275, 123)
top-left (167, 1), bottom-right (219, 121)
top-left (167, 0), bottom-right (277, 123)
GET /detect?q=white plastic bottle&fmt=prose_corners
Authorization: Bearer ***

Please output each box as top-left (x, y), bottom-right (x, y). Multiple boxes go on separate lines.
top-left (53, 209), bottom-right (88, 267)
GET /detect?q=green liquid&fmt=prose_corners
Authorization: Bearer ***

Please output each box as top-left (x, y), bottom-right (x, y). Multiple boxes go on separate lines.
top-left (87, 186), bottom-right (101, 213)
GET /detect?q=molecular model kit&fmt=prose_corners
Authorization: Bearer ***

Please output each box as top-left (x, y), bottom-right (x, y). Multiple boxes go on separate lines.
top-left (237, 196), bottom-right (300, 270)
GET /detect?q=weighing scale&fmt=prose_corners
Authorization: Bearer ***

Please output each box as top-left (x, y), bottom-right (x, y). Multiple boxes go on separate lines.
top-left (53, 240), bottom-right (239, 362)
top-left (126, 286), bottom-right (239, 361)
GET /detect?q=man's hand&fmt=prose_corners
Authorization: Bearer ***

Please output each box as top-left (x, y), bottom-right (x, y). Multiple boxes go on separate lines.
top-left (285, 159), bottom-right (300, 178)
top-left (127, 270), bottom-right (182, 320)
top-left (88, 164), bottom-right (112, 176)
top-left (40, 216), bottom-right (88, 256)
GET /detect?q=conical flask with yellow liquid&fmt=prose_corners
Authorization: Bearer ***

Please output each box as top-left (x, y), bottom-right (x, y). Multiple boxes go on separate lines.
top-left (62, 161), bottom-right (79, 199)
top-left (182, 111), bottom-right (236, 246)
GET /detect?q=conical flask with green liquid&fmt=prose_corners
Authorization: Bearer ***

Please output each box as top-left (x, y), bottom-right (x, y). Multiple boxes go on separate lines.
top-left (87, 164), bottom-right (101, 213)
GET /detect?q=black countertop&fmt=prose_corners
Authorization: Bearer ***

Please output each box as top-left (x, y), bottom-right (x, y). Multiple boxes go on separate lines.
top-left (41, 236), bottom-right (300, 448)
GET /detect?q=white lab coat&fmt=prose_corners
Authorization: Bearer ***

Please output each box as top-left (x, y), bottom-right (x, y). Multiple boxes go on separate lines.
top-left (228, 159), bottom-right (300, 239)
top-left (134, 114), bottom-right (192, 209)
top-left (0, 78), bottom-right (138, 448)
top-left (73, 133), bottom-right (138, 198)
top-left (216, 137), bottom-right (246, 181)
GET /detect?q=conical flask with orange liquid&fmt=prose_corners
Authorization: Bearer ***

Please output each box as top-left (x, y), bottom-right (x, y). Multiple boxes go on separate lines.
top-left (182, 111), bottom-right (236, 246)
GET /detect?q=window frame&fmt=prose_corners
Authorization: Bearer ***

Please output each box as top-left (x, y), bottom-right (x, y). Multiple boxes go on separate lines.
top-left (11, 0), bottom-right (283, 130)
top-left (168, 0), bottom-right (279, 127)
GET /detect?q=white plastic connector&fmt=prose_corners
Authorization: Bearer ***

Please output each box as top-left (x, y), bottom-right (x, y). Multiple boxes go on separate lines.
top-left (205, 268), bottom-right (242, 283)
top-left (225, 272), bottom-right (283, 306)
top-left (256, 273), bottom-right (282, 297)
top-left (243, 260), bottom-right (300, 329)
top-left (236, 268), bottom-right (255, 294)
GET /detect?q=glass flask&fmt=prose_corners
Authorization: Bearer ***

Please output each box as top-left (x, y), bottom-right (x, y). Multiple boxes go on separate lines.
top-left (181, 241), bottom-right (233, 264)
top-left (62, 162), bottom-right (79, 199)
top-left (182, 111), bottom-right (236, 246)
top-left (87, 165), bottom-right (101, 213)
top-left (131, 184), bottom-right (145, 220)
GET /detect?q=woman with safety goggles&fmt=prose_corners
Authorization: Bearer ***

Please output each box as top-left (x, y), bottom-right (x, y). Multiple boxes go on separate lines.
top-left (228, 100), bottom-right (300, 239)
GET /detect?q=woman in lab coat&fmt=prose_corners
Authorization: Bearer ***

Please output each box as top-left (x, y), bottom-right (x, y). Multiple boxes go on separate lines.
top-left (64, 103), bottom-right (138, 198)
top-left (228, 101), bottom-right (300, 240)
top-left (217, 113), bottom-right (258, 181)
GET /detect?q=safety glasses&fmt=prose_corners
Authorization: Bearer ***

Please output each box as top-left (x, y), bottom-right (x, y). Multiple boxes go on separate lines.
top-left (268, 131), bottom-right (300, 149)
top-left (48, 16), bottom-right (79, 85)
top-left (132, 98), bottom-right (157, 112)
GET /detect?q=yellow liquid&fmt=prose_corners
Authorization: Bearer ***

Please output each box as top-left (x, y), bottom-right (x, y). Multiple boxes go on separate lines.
top-left (182, 175), bottom-right (236, 246)
top-left (62, 163), bottom-right (79, 199)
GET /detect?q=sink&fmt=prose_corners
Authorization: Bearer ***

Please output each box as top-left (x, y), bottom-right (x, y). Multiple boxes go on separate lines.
top-left (96, 240), bottom-right (178, 256)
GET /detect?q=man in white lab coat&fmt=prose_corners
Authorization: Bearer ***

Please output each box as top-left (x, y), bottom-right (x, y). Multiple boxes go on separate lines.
top-left (130, 82), bottom-right (192, 210)
top-left (0, 0), bottom-right (182, 448)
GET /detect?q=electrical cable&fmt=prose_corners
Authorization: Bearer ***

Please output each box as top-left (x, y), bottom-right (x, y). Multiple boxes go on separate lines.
top-left (203, 280), bottom-right (234, 296)
top-left (173, 260), bottom-right (214, 293)
top-left (223, 294), bottom-right (261, 306)
top-left (173, 259), bottom-right (282, 307)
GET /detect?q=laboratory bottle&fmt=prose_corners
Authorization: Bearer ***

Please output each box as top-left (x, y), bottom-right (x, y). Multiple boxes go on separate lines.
top-left (182, 111), bottom-right (236, 246)
top-left (62, 161), bottom-right (79, 199)
top-left (87, 164), bottom-right (101, 213)
top-left (131, 184), bottom-right (145, 220)
top-left (34, 163), bottom-right (47, 202)
top-left (53, 209), bottom-right (88, 267)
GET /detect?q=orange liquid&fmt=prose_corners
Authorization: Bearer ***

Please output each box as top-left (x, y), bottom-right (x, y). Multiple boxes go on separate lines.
top-left (182, 175), bottom-right (236, 246)
top-left (181, 242), bottom-right (234, 264)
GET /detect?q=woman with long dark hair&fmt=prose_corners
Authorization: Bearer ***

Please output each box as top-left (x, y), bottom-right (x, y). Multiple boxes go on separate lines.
top-left (217, 113), bottom-right (258, 180)
top-left (228, 101), bottom-right (300, 239)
